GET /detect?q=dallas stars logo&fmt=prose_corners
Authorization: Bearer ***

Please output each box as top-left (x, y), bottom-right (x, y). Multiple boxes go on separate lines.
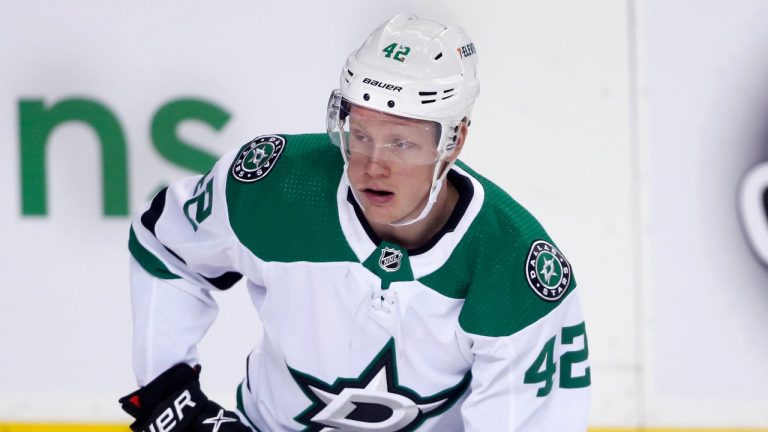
top-left (525, 240), bottom-right (572, 302)
top-left (288, 339), bottom-right (470, 432)
top-left (231, 135), bottom-right (285, 182)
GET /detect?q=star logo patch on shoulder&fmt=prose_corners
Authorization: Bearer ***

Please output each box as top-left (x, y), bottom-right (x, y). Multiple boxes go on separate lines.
top-left (231, 135), bottom-right (285, 182)
top-left (526, 240), bottom-right (572, 302)
top-left (287, 339), bottom-right (470, 432)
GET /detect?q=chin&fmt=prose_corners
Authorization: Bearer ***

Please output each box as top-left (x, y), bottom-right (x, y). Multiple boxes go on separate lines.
top-left (363, 208), bottom-right (397, 226)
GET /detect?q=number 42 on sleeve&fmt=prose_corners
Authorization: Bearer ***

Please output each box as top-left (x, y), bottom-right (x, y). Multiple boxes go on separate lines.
top-left (524, 321), bottom-right (591, 397)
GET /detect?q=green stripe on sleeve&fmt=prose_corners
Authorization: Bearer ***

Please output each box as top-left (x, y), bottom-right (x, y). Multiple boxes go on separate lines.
top-left (128, 227), bottom-right (181, 280)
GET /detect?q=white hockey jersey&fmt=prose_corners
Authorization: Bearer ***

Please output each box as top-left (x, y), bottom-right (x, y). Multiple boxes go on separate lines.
top-left (128, 133), bottom-right (591, 431)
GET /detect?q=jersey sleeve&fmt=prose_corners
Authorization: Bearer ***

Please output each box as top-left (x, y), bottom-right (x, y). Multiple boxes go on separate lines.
top-left (459, 290), bottom-right (591, 431)
top-left (128, 146), bottom-right (255, 385)
top-left (437, 169), bottom-right (592, 430)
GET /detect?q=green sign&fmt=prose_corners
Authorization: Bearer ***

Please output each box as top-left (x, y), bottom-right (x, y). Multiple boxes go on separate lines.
top-left (18, 97), bottom-right (230, 216)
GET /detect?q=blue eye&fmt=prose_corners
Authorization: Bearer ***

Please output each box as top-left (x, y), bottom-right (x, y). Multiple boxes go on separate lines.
top-left (392, 139), bottom-right (412, 150)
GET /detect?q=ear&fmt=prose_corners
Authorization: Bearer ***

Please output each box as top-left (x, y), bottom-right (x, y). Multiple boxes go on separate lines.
top-left (446, 121), bottom-right (469, 164)
top-left (437, 120), bottom-right (469, 178)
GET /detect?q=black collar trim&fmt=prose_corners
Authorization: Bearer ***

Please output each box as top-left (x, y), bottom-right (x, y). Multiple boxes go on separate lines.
top-left (346, 169), bottom-right (475, 256)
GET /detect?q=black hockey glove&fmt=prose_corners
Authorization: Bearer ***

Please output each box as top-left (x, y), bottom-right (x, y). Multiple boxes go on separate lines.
top-left (119, 363), bottom-right (251, 432)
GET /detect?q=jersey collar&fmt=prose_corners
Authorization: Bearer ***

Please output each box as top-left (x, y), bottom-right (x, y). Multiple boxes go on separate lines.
top-left (336, 166), bottom-right (485, 279)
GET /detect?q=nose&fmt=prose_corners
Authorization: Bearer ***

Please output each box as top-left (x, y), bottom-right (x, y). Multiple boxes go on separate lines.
top-left (363, 148), bottom-right (390, 177)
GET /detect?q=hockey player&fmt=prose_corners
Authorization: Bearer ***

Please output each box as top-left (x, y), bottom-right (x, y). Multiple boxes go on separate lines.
top-left (120, 13), bottom-right (591, 431)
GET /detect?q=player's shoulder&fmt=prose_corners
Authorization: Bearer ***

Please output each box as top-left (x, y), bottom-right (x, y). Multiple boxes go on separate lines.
top-left (458, 160), bottom-right (546, 244)
top-left (226, 133), bottom-right (340, 182)
top-left (224, 133), bottom-right (341, 205)
top-left (423, 161), bottom-right (578, 338)
top-left (222, 133), bottom-right (355, 262)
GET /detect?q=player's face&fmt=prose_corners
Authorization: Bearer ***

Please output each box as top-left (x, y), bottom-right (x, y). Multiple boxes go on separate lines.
top-left (345, 105), bottom-right (441, 225)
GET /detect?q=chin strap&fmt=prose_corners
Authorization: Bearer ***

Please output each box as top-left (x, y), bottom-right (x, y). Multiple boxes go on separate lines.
top-left (388, 174), bottom-right (444, 227)
top-left (389, 155), bottom-right (454, 227)
top-left (341, 139), bottom-right (454, 228)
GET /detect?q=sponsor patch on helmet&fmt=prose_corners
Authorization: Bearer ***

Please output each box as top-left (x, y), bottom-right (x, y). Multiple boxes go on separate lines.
top-left (525, 240), bottom-right (572, 301)
top-left (457, 43), bottom-right (476, 58)
top-left (231, 135), bottom-right (285, 182)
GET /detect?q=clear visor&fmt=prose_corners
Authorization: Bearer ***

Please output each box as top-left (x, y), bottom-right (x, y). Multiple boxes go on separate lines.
top-left (327, 90), bottom-right (442, 166)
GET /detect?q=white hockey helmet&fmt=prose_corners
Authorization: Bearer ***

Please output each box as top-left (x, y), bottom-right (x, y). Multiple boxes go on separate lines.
top-left (327, 12), bottom-right (480, 225)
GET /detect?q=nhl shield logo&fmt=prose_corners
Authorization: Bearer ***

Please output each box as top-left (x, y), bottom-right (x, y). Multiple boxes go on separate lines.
top-left (379, 247), bottom-right (403, 272)
top-left (231, 135), bottom-right (285, 182)
top-left (525, 240), bottom-right (572, 302)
